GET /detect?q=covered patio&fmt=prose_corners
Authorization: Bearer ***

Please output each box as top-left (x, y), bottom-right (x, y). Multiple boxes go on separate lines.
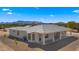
top-left (27, 31), bottom-right (68, 45)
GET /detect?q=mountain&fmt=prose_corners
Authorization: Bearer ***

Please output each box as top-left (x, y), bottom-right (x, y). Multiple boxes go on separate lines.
top-left (0, 21), bottom-right (43, 25)
top-left (13, 21), bottom-right (43, 25)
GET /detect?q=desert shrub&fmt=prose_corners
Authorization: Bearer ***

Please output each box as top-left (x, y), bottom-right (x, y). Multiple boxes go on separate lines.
top-left (4, 34), bottom-right (7, 38)
top-left (14, 38), bottom-right (18, 45)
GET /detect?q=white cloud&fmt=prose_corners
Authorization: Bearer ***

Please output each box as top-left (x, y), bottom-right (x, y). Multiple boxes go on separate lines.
top-left (73, 10), bottom-right (79, 13)
top-left (50, 14), bottom-right (54, 17)
top-left (2, 8), bottom-right (13, 15)
top-left (7, 12), bottom-right (13, 14)
top-left (2, 8), bottom-right (12, 11)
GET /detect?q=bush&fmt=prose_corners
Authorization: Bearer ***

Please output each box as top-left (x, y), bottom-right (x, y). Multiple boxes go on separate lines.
top-left (14, 39), bottom-right (18, 45)
top-left (4, 34), bottom-right (7, 38)
top-left (77, 29), bottom-right (79, 32)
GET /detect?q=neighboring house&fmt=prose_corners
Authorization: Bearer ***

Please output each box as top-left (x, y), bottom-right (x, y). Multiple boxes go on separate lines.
top-left (8, 24), bottom-right (71, 45)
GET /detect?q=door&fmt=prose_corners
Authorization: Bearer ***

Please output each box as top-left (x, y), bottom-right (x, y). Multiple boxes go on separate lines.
top-left (54, 32), bottom-right (60, 41)
top-left (23, 36), bottom-right (28, 42)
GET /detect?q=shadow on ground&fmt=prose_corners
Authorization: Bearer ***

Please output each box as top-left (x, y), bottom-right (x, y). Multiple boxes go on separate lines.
top-left (27, 36), bottom-right (78, 51)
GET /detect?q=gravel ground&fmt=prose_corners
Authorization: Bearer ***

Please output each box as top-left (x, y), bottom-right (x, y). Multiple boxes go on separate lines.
top-left (0, 31), bottom-right (14, 51)
top-left (58, 39), bottom-right (79, 51)
top-left (0, 30), bottom-right (79, 51)
top-left (0, 31), bottom-right (43, 51)
top-left (59, 32), bottom-right (79, 51)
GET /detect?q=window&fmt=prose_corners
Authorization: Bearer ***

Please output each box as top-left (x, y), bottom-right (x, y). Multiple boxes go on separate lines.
top-left (39, 34), bottom-right (41, 41)
top-left (13, 30), bottom-right (15, 32)
top-left (62, 31), bottom-right (66, 38)
top-left (28, 33), bottom-right (31, 40)
top-left (45, 34), bottom-right (48, 38)
top-left (54, 32), bottom-right (60, 41)
top-left (17, 31), bottom-right (20, 35)
top-left (39, 38), bottom-right (41, 41)
top-left (32, 33), bottom-right (35, 40)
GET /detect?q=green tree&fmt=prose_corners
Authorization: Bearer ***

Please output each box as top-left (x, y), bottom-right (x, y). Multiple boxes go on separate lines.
top-left (74, 23), bottom-right (79, 32)
top-left (66, 21), bottom-right (76, 29)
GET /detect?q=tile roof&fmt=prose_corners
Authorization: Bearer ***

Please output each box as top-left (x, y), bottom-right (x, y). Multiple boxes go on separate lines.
top-left (9, 24), bottom-right (71, 33)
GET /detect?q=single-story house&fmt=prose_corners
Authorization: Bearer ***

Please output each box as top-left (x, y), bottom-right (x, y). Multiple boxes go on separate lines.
top-left (8, 24), bottom-right (72, 45)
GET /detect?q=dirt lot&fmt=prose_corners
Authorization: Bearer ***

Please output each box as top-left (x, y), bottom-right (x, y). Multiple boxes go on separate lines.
top-left (0, 31), bottom-right (43, 51)
top-left (0, 41), bottom-right (13, 51)
top-left (0, 30), bottom-right (79, 51)
top-left (0, 31), bottom-right (13, 51)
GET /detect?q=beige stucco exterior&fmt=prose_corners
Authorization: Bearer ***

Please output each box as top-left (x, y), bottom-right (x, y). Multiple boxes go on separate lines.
top-left (9, 29), bottom-right (68, 45)
top-left (8, 24), bottom-right (71, 45)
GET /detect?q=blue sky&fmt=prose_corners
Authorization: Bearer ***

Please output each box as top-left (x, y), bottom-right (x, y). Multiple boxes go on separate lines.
top-left (0, 7), bottom-right (79, 23)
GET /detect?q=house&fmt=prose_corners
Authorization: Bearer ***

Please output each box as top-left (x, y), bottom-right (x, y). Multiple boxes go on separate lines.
top-left (8, 24), bottom-right (71, 45)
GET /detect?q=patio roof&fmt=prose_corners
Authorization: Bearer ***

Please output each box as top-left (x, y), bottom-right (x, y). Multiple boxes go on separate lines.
top-left (26, 24), bottom-right (71, 33)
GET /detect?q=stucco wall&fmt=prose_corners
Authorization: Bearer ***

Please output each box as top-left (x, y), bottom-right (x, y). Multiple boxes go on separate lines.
top-left (9, 29), bottom-right (28, 40)
top-left (9, 29), bottom-right (67, 45)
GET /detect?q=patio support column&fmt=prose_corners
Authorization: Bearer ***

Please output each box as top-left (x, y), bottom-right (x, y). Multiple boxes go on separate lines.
top-left (53, 33), bottom-right (55, 42)
top-left (35, 33), bottom-right (39, 43)
top-left (30, 33), bottom-right (32, 41)
top-left (70, 31), bottom-right (72, 36)
top-left (42, 34), bottom-right (45, 45)
top-left (60, 32), bottom-right (62, 40)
